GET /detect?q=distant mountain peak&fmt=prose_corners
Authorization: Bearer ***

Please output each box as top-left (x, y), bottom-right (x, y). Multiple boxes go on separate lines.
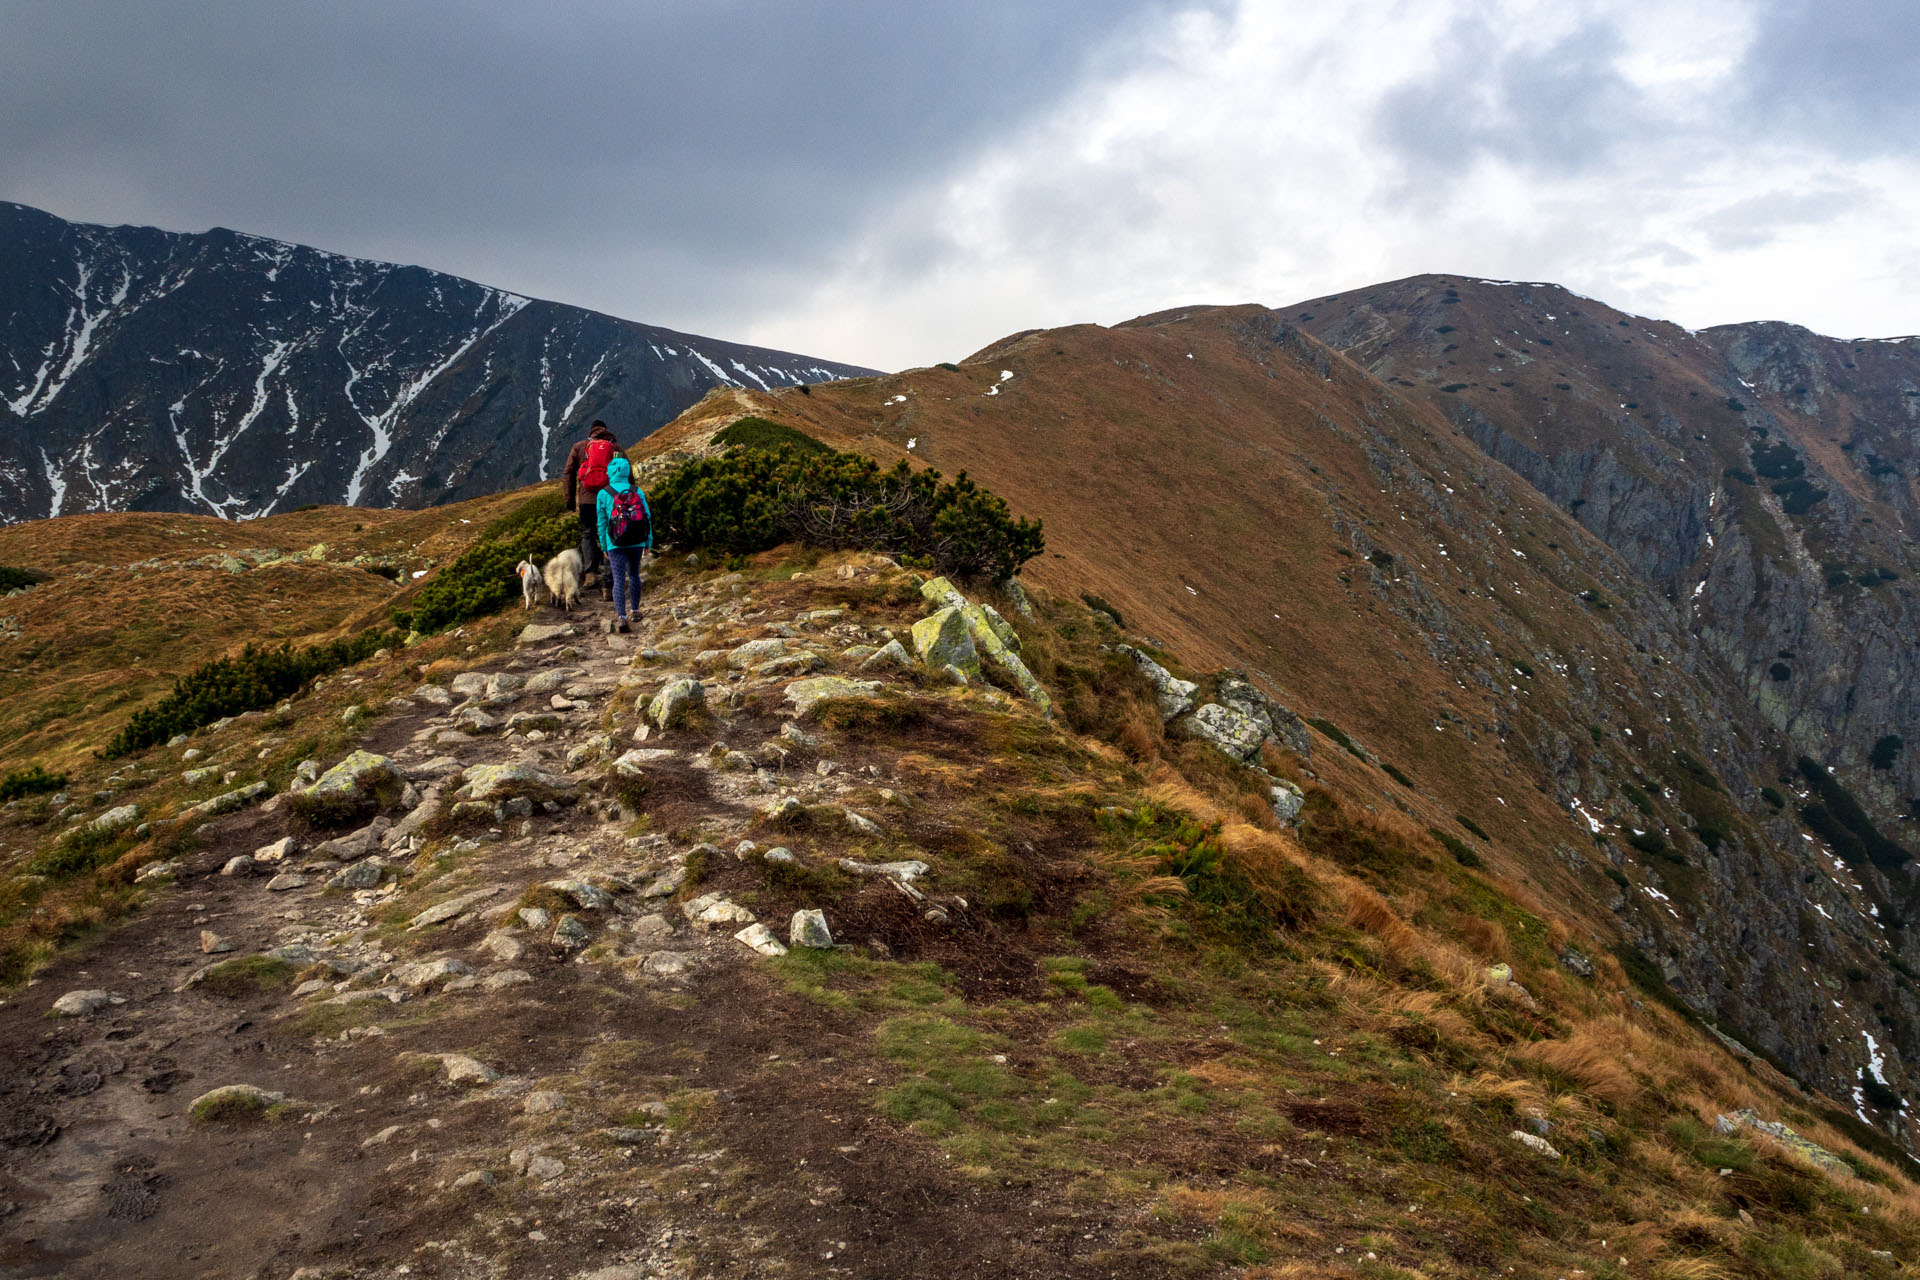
top-left (0, 201), bottom-right (877, 523)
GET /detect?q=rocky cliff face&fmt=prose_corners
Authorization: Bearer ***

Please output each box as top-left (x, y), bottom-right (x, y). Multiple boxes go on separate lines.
top-left (1281, 278), bottom-right (1920, 1141)
top-left (1294, 276), bottom-right (1919, 847)
top-left (0, 202), bottom-right (874, 523)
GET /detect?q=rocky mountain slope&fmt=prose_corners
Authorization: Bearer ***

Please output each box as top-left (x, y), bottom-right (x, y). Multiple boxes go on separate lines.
top-left (0, 202), bottom-right (874, 524)
top-left (1290, 276), bottom-right (1920, 842)
top-left (2, 544), bottom-right (1916, 1278)
top-left (632, 305), bottom-right (1919, 1155)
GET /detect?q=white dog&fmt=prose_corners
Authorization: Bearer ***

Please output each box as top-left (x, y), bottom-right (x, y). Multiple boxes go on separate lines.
top-left (515, 559), bottom-right (542, 610)
top-left (542, 548), bottom-right (583, 613)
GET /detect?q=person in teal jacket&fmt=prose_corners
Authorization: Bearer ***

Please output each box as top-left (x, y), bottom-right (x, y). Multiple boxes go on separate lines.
top-left (594, 455), bottom-right (652, 632)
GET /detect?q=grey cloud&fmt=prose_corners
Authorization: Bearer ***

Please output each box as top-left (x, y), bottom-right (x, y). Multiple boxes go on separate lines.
top-left (1738, 0), bottom-right (1920, 152)
top-left (1695, 185), bottom-right (1867, 251)
top-left (1371, 16), bottom-right (1645, 192)
top-left (0, 0), bottom-right (1200, 355)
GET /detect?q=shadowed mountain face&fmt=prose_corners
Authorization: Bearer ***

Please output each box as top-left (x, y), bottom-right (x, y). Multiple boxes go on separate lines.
top-left (639, 299), bottom-right (1920, 1148)
top-left (0, 202), bottom-right (874, 523)
top-left (1291, 275), bottom-right (1919, 865)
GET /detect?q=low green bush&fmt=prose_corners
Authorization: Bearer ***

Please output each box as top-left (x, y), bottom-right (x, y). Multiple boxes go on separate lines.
top-left (651, 445), bottom-right (1043, 581)
top-left (395, 492), bottom-right (577, 634)
top-left (1305, 717), bottom-right (1365, 761)
top-left (1798, 757), bottom-right (1913, 873)
top-left (1429, 828), bottom-right (1483, 868)
top-left (711, 416), bottom-right (830, 455)
top-left (1080, 593), bottom-right (1125, 628)
top-left (1870, 735), bottom-right (1903, 770)
top-left (0, 765), bottom-right (67, 802)
top-left (0, 565), bottom-right (45, 591)
top-left (104, 629), bottom-right (391, 758)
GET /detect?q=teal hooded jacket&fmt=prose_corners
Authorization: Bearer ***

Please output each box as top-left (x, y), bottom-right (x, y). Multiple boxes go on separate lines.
top-left (594, 456), bottom-right (653, 552)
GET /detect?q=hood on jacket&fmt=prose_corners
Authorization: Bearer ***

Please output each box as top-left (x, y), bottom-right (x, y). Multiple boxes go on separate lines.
top-left (605, 456), bottom-right (633, 491)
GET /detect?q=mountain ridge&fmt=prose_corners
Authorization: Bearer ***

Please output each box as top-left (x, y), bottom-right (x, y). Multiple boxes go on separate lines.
top-left (630, 298), bottom-right (1920, 1151)
top-left (0, 201), bottom-right (877, 524)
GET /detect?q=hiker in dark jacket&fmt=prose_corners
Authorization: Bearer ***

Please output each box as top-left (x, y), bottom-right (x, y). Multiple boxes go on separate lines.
top-left (563, 420), bottom-right (620, 592)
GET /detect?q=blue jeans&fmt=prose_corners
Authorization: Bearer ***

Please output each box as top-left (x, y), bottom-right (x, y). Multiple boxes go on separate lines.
top-left (606, 546), bottom-right (643, 619)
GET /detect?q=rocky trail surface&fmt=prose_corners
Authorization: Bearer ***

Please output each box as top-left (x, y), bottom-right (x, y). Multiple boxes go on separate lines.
top-left (0, 562), bottom-right (1139, 1280)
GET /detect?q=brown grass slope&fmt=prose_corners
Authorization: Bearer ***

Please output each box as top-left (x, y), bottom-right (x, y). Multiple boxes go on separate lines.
top-left (0, 494), bottom-right (530, 772)
top-left (636, 307), bottom-right (1918, 1149)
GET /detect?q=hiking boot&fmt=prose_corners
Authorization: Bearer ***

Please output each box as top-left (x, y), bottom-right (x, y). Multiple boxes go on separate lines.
top-left (615, 618), bottom-right (631, 634)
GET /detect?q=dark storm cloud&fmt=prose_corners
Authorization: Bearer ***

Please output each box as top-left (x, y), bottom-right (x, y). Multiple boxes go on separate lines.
top-left (1738, 0), bottom-right (1920, 150)
top-left (0, 0), bottom-right (1191, 342)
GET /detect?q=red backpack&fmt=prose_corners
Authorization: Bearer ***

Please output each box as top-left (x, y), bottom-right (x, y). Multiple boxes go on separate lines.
top-left (578, 439), bottom-right (616, 489)
top-left (607, 489), bottom-right (651, 547)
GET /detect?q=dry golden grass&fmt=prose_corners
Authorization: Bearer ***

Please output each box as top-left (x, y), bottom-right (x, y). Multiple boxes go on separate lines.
top-left (1454, 913), bottom-right (1512, 962)
top-left (1344, 885), bottom-right (1422, 957)
top-left (1653, 1258), bottom-right (1735, 1280)
top-left (1516, 1023), bottom-right (1641, 1109)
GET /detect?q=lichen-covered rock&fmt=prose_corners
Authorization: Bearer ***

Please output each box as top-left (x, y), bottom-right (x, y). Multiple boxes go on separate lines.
top-left (183, 780), bottom-right (273, 820)
top-left (859, 639), bottom-right (912, 672)
top-left (1117, 646), bottom-right (1198, 720)
top-left (735, 922), bottom-right (789, 957)
top-left (291, 751), bottom-right (402, 823)
top-left (727, 638), bottom-right (788, 668)
top-left (1183, 703), bottom-right (1269, 761)
top-left (543, 878), bottom-right (614, 912)
top-left (1268, 777), bottom-right (1306, 826)
top-left (84, 803), bottom-right (141, 835)
top-left (1715, 1109), bottom-right (1855, 1179)
top-left (790, 909), bottom-right (834, 949)
top-left (961, 604), bottom-right (1051, 716)
top-left (52, 989), bottom-right (113, 1017)
top-left (910, 607), bottom-right (979, 675)
top-left (518, 623), bottom-right (576, 645)
top-left (784, 676), bottom-right (882, 718)
top-left (462, 761), bottom-right (575, 804)
top-left (1216, 673), bottom-right (1312, 758)
top-left (646, 678), bottom-right (705, 731)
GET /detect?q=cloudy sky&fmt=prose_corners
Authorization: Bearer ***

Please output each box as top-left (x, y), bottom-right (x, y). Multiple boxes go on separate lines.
top-left (4, 0), bottom-right (1915, 370)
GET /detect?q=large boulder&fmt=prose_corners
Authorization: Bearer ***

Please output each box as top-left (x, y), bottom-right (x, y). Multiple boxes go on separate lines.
top-left (291, 751), bottom-right (405, 824)
top-left (1117, 646), bottom-right (1198, 721)
top-left (910, 608), bottom-right (979, 676)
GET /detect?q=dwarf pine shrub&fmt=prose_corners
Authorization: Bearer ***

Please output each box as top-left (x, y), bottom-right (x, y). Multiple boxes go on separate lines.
top-left (0, 765), bottom-right (66, 801)
top-left (652, 445), bottom-right (1043, 581)
top-left (711, 416), bottom-right (830, 455)
top-left (393, 492), bottom-right (577, 635)
top-left (0, 565), bottom-right (45, 591)
top-left (104, 629), bottom-right (392, 758)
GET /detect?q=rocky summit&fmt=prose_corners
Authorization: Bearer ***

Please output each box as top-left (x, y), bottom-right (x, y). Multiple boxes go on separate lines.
top-left (0, 201), bottom-right (874, 524)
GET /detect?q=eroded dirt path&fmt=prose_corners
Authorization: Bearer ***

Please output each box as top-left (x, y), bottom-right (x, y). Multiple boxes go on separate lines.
top-left (1, 563), bottom-right (1162, 1280)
